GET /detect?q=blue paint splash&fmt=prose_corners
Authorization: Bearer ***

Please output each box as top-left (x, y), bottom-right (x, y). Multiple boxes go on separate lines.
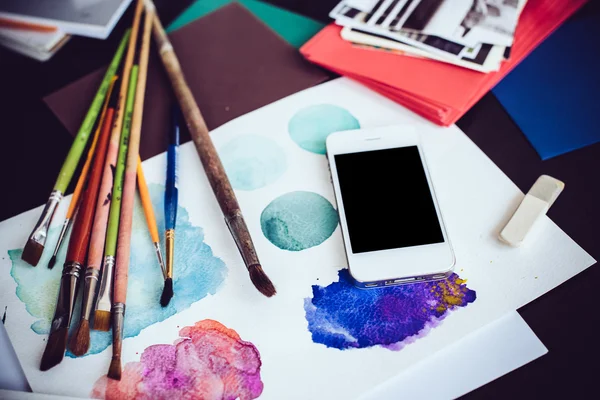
top-left (260, 191), bottom-right (339, 251)
top-left (288, 104), bottom-right (360, 154)
top-left (8, 184), bottom-right (227, 357)
top-left (219, 135), bottom-right (287, 191)
top-left (304, 269), bottom-right (476, 350)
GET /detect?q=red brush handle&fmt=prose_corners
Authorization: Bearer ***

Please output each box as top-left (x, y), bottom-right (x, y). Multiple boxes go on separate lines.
top-left (65, 108), bottom-right (115, 264)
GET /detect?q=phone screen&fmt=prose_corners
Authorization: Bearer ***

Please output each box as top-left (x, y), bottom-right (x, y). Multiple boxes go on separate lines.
top-left (334, 146), bottom-right (444, 254)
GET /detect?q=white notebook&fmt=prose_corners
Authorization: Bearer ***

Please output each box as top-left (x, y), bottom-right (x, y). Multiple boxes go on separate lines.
top-left (0, 0), bottom-right (132, 39)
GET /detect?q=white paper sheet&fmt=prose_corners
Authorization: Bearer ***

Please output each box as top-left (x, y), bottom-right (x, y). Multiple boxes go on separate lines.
top-left (0, 78), bottom-right (593, 399)
top-left (0, 311), bottom-right (547, 399)
top-left (360, 311), bottom-right (547, 399)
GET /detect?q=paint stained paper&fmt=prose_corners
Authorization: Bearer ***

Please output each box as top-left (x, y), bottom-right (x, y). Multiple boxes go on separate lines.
top-left (91, 320), bottom-right (263, 400)
top-left (0, 78), bottom-right (594, 399)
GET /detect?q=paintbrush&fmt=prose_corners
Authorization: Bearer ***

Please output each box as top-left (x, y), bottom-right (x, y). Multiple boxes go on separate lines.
top-left (22, 31), bottom-right (130, 267)
top-left (40, 72), bottom-right (118, 373)
top-left (47, 77), bottom-right (118, 270)
top-left (161, 105), bottom-right (180, 307)
top-left (68, 83), bottom-right (121, 357)
top-left (149, 1), bottom-right (276, 297)
top-left (93, 69), bottom-right (139, 333)
top-left (137, 156), bottom-right (166, 284)
top-left (109, 0), bottom-right (153, 381)
top-left (93, 0), bottom-right (146, 333)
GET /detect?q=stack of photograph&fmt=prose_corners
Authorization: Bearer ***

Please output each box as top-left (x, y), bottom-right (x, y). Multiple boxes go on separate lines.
top-left (302, 0), bottom-right (580, 126)
top-left (330, 0), bottom-right (526, 73)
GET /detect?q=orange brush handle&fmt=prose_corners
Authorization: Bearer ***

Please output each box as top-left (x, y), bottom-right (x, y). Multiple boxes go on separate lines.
top-left (65, 78), bottom-right (116, 219)
top-left (137, 157), bottom-right (159, 243)
top-left (65, 107), bottom-right (115, 264)
top-left (0, 18), bottom-right (57, 32)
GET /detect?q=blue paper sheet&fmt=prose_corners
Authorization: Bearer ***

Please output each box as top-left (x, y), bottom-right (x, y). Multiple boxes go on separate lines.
top-left (493, 14), bottom-right (600, 160)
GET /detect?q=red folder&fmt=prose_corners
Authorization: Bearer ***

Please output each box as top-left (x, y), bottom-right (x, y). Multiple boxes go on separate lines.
top-left (301, 0), bottom-right (587, 126)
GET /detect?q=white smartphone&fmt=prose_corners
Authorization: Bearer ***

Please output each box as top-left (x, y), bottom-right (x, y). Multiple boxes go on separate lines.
top-left (326, 125), bottom-right (455, 288)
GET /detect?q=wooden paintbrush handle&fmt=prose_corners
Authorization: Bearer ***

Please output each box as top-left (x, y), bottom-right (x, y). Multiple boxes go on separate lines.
top-left (53, 32), bottom-right (129, 194)
top-left (65, 80), bottom-right (114, 219)
top-left (151, 14), bottom-right (240, 218)
top-left (65, 96), bottom-right (115, 265)
top-left (137, 157), bottom-right (160, 243)
top-left (115, 4), bottom-right (154, 304)
top-left (86, 108), bottom-right (117, 271)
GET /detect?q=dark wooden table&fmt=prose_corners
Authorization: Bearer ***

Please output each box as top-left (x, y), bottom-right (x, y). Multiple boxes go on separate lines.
top-left (0, 1), bottom-right (597, 398)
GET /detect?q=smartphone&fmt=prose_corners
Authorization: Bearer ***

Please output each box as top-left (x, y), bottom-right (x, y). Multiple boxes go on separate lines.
top-left (326, 125), bottom-right (455, 288)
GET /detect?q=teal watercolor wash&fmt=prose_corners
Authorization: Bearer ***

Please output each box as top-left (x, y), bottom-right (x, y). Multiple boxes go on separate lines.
top-left (8, 184), bottom-right (227, 357)
top-left (220, 135), bottom-right (287, 190)
top-left (260, 191), bottom-right (339, 251)
top-left (9, 243), bottom-right (66, 334)
top-left (288, 104), bottom-right (360, 154)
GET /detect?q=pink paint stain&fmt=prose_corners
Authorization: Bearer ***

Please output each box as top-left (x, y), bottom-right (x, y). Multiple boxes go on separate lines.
top-left (91, 320), bottom-right (263, 400)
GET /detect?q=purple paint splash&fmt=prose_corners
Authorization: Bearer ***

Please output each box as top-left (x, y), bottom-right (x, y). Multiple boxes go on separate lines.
top-left (304, 269), bottom-right (476, 350)
top-left (91, 320), bottom-right (263, 400)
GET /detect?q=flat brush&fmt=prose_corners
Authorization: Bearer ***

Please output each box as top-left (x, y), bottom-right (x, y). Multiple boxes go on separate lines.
top-left (109, 0), bottom-right (153, 381)
top-left (47, 77), bottom-right (117, 270)
top-left (22, 31), bottom-right (130, 267)
top-left (93, 69), bottom-right (138, 332)
top-left (161, 105), bottom-right (180, 307)
top-left (68, 83), bottom-right (120, 357)
top-left (40, 71), bottom-right (118, 372)
top-left (136, 157), bottom-right (166, 282)
top-left (149, 2), bottom-right (276, 297)
top-left (93, 0), bottom-right (145, 333)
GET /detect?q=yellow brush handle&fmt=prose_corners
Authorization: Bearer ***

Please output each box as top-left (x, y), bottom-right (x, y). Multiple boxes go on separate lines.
top-left (136, 157), bottom-right (160, 244)
top-left (66, 77), bottom-right (118, 219)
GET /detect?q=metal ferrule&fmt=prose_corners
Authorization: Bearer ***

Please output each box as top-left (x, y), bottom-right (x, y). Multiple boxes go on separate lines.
top-left (165, 230), bottom-right (175, 279)
top-left (51, 218), bottom-right (70, 258)
top-left (95, 256), bottom-right (115, 311)
top-left (48, 261), bottom-right (82, 333)
top-left (81, 268), bottom-right (101, 321)
top-left (63, 261), bottom-right (83, 318)
top-left (111, 303), bottom-right (125, 357)
top-left (225, 212), bottom-right (259, 269)
top-left (154, 242), bottom-right (167, 279)
top-left (29, 190), bottom-right (63, 246)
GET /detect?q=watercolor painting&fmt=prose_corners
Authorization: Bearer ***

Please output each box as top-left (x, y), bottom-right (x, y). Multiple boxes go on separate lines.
top-left (90, 320), bottom-right (263, 400)
top-left (8, 184), bottom-right (227, 356)
top-left (304, 269), bottom-right (476, 350)
top-left (219, 135), bottom-right (287, 191)
top-left (260, 191), bottom-right (339, 251)
top-left (288, 104), bottom-right (360, 154)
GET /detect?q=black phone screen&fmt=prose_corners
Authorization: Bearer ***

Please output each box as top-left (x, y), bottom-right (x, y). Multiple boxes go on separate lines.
top-left (334, 146), bottom-right (444, 254)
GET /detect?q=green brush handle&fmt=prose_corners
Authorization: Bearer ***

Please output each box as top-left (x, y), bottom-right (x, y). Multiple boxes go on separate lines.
top-left (105, 65), bottom-right (139, 257)
top-left (52, 30), bottom-right (131, 193)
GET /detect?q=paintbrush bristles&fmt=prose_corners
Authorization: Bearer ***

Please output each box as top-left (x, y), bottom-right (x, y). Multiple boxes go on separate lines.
top-left (249, 264), bottom-right (277, 297)
top-left (160, 277), bottom-right (173, 307)
top-left (107, 358), bottom-right (122, 381)
top-left (93, 310), bottom-right (111, 332)
top-left (39, 328), bottom-right (68, 371)
top-left (68, 319), bottom-right (90, 356)
top-left (22, 240), bottom-right (43, 267)
top-left (47, 255), bottom-right (57, 270)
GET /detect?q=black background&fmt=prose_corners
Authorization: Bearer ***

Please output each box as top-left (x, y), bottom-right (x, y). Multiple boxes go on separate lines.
top-left (335, 147), bottom-right (444, 253)
top-left (0, 0), bottom-right (598, 398)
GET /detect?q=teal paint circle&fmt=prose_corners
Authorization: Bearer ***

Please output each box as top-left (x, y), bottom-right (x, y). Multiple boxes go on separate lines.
top-left (220, 135), bottom-right (287, 190)
top-left (260, 191), bottom-right (339, 251)
top-left (288, 104), bottom-right (360, 154)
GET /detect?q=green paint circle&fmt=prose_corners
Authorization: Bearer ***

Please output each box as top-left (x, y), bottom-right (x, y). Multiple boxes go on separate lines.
top-left (220, 135), bottom-right (287, 191)
top-left (260, 191), bottom-right (339, 251)
top-left (288, 104), bottom-right (360, 154)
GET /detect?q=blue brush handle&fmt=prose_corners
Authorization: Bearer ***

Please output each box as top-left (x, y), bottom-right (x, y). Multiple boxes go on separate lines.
top-left (165, 106), bottom-right (180, 230)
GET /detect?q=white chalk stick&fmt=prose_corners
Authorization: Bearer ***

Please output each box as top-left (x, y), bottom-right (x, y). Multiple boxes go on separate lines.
top-left (499, 175), bottom-right (564, 246)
